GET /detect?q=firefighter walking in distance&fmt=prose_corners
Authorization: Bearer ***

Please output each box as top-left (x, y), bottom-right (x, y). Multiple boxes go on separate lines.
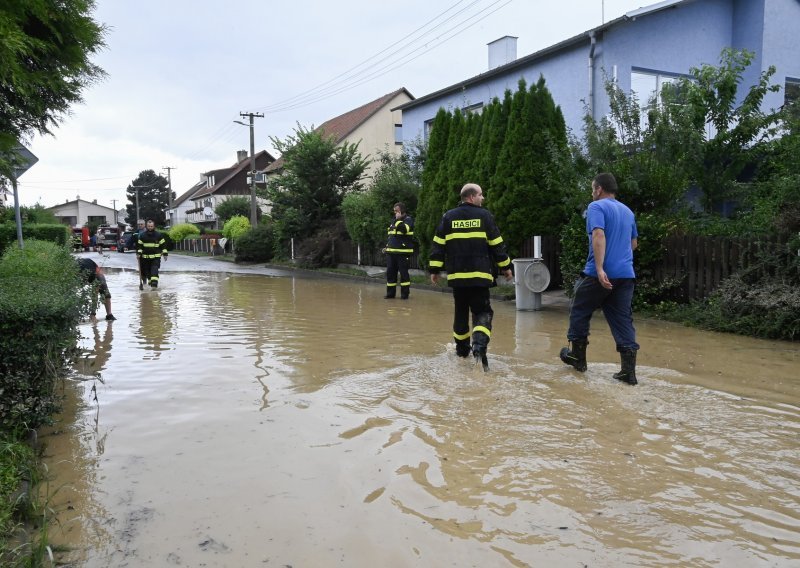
top-left (383, 202), bottom-right (415, 300)
top-left (429, 183), bottom-right (512, 371)
top-left (136, 219), bottom-right (168, 288)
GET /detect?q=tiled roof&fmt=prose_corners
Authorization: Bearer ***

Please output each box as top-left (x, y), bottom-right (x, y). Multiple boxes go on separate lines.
top-left (173, 181), bottom-right (205, 207)
top-left (264, 87), bottom-right (413, 174)
top-left (192, 149), bottom-right (274, 199)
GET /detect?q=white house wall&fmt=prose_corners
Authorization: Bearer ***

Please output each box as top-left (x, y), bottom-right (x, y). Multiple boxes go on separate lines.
top-left (345, 92), bottom-right (412, 180)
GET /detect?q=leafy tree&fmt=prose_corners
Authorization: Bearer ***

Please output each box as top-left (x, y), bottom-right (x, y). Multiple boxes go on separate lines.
top-left (342, 149), bottom-right (421, 249)
top-left (222, 215), bottom-right (251, 243)
top-left (0, 0), bottom-right (107, 177)
top-left (666, 48), bottom-right (781, 212)
top-left (265, 124), bottom-right (368, 240)
top-left (124, 170), bottom-right (170, 226)
top-left (583, 77), bottom-right (692, 214)
top-left (215, 196), bottom-right (252, 223)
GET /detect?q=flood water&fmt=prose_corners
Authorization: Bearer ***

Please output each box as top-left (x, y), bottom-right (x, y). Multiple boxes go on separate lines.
top-left (43, 267), bottom-right (800, 567)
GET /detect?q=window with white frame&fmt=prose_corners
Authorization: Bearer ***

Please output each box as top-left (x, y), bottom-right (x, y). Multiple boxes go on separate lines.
top-left (630, 70), bottom-right (677, 129)
top-left (394, 124), bottom-right (403, 145)
top-left (785, 78), bottom-right (800, 107)
top-left (423, 118), bottom-right (434, 143)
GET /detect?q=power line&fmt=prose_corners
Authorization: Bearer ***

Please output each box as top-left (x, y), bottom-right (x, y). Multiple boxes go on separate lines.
top-left (182, 0), bottom-right (513, 160)
top-left (254, 0), bottom-right (479, 113)
top-left (262, 0), bottom-right (512, 114)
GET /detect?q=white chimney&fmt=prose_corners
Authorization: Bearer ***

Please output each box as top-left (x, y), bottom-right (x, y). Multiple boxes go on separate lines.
top-left (237, 150), bottom-right (248, 163)
top-left (488, 36), bottom-right (518, 70)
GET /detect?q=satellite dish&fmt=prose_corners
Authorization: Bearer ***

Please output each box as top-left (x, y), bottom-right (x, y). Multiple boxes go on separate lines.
top-left (522, 261), bottom-right (550, 293)
top-left (203, 207), bottom-right (213, 217)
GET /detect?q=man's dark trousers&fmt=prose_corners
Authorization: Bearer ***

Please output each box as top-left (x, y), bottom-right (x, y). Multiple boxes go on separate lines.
top-left (567, 275), bottom-right (639, 351)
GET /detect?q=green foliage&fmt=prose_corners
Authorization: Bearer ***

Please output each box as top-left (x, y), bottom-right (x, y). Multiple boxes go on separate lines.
top-left (0, 430), bottom-right (39, 563)
top-left (416, 79), bottom-right (572, 261)
top-left (214, 197), bottom-right (251, 223)
top-left (266, 124), bottom-right (368, 240)
top-left (0, 0), bottom-right (107, 177)
top-left (168, 222), bottom-right (201, 242)
top-left (558, 212), bottom-right (588, 293)
top-left (0, 241), bottom-right (83, 430)
top-left (0, 222), bottom-right (69, 253)
top-left (342, 149), bottom-right (421, 250)
top-left (234, 223), bottom-right (276, 263)
top-left (669, 49), bottom-right (781, 212)
top-left (491, 76), bottom-right (571, 256)
top-left (0, 204), bottom-right (57, 224)
top-left (124, 170), bottom-right (170, 227)
top-left (416, 108), bottom-right (452, 263)
top-left (222, 215), bottom-right (250, 242)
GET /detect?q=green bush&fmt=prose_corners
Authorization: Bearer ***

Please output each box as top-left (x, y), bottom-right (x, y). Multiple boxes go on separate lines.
top-left (0, 222), bottom-right (70, 254)
top-left (168, 222), bottom-right (200, 242)
top-left (0, 241), bottom-right (84, 430)
top-left (222, 215), bottom-right (251, 242)
top-left (234, 223), bottom-right (275, 262)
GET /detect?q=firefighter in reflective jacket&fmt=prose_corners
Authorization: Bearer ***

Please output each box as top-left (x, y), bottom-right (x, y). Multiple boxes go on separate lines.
top-left (136, 219), bottom-right (168, 288)
top-left (429, 183), bottom-right (512, 370)
top-left (383, 202), bottom-right (414, 299)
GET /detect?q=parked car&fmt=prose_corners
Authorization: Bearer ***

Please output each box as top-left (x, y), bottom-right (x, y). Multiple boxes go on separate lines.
top-left (118, 230), bottom-right (136, 253)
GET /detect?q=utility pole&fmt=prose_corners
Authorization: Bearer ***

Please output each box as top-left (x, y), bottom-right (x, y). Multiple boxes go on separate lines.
top-left (163, 166), bottom-right (175, 226)
top-left (134, 187), bottom-right (140, 223)
top-left (112, 199), bottom-right (118, 225)
top-left (237, 111), bottom-right (263, 226)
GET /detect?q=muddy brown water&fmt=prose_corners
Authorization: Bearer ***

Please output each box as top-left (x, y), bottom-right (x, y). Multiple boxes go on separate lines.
top-left (42, 268), bottom-right (799, 567)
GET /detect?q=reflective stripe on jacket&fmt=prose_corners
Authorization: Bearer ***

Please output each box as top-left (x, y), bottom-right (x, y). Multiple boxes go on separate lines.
top-left (428, 202), bottom-right (510, 287)
top-left (137, 230), bottom-right (167, 259)
top-left (386, 215), bottom-right (414, 255)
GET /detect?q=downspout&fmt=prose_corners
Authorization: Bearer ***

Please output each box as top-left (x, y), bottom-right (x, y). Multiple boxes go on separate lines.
top-left (588, 30), bottom-right (597, 122)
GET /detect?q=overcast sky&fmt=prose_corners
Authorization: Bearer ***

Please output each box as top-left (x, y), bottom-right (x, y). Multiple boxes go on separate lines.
top-left (20, 0), bottom-right (651, 212)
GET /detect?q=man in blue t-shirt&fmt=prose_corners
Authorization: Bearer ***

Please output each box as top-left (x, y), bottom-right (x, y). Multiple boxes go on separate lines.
top-left (560, 172), bottom-right (640, 385)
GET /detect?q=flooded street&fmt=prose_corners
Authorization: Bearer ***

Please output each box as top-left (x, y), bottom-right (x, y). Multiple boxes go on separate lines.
top-left (44, 257), bottom-right (800, 567)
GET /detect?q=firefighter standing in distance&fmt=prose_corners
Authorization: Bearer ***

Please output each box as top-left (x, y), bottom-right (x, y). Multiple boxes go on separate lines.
top-left (429, 183), bottom-right (512, 371)
top-left (136, 219), bottom-right (168, 288)
top-left (383, 202), bottom-right (415, 300)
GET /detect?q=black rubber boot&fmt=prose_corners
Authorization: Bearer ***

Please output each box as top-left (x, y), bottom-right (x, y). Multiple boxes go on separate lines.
top-left (559, 339), bottom-right (588, 372)
top-left (471, 332), bottom-right (490, 372)
top-left (384, 286), bottom-right (395, 299)
top-left (613, 349), bottom-right (638, 385)
top-left (455, 339), bottom-right (471, 358)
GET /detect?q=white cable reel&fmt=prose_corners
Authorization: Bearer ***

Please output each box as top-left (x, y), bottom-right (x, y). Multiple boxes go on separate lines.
top-left (522, 259), bottom-right (550, 293)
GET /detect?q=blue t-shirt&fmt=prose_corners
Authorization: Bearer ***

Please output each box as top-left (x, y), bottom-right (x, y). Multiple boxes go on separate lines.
top-left (583, 198), bottom-right (638, 278)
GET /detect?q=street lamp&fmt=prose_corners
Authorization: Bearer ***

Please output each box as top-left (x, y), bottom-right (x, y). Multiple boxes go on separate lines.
top-left (234, 112), bottom-right (263, 226)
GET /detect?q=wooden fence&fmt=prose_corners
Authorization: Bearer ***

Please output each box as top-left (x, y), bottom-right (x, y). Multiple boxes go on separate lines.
top-left (319, 234), bottom-right (786, 300)
top-left (173, 237), bottom-right (227, 256)
top-left (653, 234), bottom-right (787, 301)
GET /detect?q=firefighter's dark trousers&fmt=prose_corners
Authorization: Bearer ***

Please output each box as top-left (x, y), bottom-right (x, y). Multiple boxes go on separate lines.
top-left (386, 254), bottom-right (411, 299)
top-left (452, 287), bottom-right (493, 354)
top-left (140, 257), bottom-right (162, 287)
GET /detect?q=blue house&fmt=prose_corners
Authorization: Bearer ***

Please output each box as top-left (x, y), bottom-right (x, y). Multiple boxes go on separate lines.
top-left (395, 0), bottom-right (800, 144)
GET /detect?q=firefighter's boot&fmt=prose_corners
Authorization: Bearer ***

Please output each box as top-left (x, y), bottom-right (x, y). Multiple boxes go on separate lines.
top-left (455, 338), bottom-right (471, 358)
top-left (384, 285), bottom-right (396, 299)
top-left (559, 339), bottom-right (588, 372)
top-left (613, 349), bottom-right (638, 385)
top-left (471, 332), bottom-right (490, 372)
